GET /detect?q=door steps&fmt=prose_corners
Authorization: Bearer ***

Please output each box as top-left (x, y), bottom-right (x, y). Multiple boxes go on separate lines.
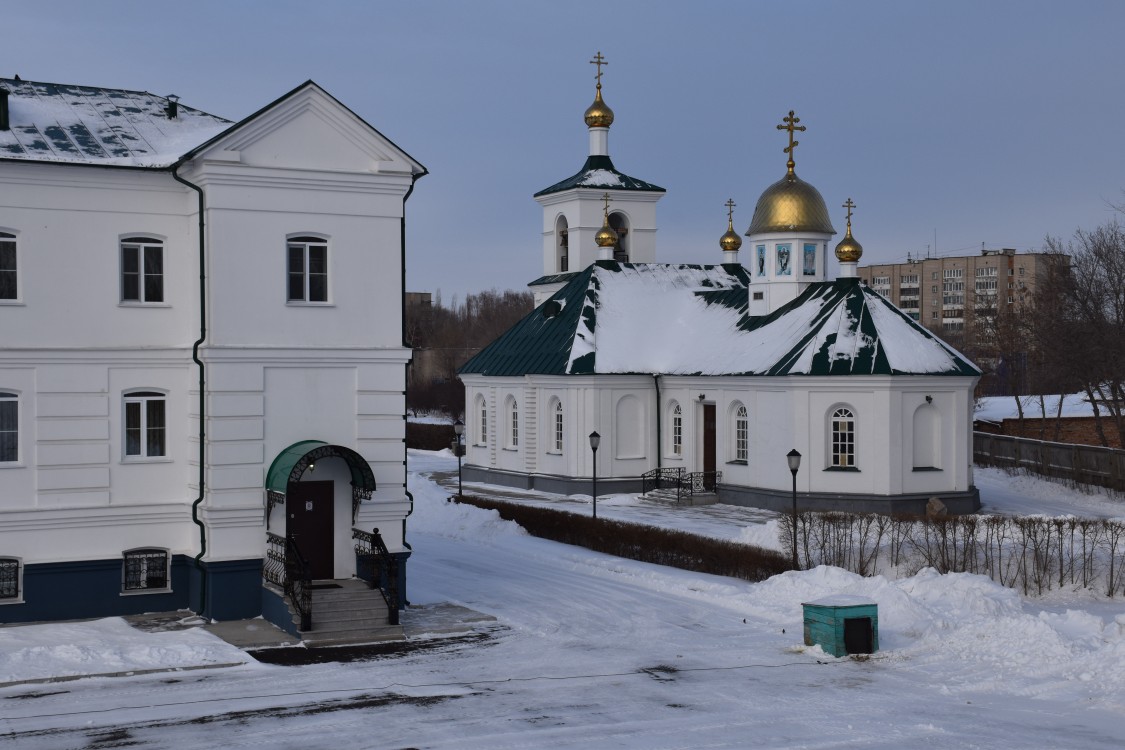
top-left (276, 578), bottom-right (404, 646)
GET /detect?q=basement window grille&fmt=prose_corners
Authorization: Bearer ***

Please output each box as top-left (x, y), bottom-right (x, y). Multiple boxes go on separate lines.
top-left (0, 558), bottom-right (18, 600)
top-left (123, 549), bottom-right (169, 591)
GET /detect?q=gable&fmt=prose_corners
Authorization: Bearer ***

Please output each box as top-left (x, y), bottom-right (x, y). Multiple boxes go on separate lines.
top-left (187, 83), bottom-right (424, 176)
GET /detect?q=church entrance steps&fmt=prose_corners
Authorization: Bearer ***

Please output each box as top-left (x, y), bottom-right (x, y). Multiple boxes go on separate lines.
top-left (277, 578), bottom-right (404, 646)
top-left (642, 488), bottom-right (720, 507)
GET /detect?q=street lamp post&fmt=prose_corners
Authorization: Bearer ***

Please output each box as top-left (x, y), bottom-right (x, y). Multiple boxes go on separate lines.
top-left (453, 420), bottom-right (465, 498)
top-left (589, 431), bottom-right (601, 520)
top-left (787, 449), bottom-right (801, 570)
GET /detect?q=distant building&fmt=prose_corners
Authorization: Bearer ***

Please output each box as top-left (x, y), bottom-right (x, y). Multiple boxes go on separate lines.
top-left (857, 249), bottom-right (1051, 333)
top-left (0, 77), bottom-right (425, 632)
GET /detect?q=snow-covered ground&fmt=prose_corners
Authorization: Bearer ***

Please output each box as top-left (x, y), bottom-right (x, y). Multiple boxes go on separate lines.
top-left (2, 452), bottom-right (1124, 748)
top-left (975, 392), bottom-right (1097, 422)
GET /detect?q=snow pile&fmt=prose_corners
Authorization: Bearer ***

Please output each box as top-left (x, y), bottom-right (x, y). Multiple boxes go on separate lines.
top-left (0, 617), bottom-right (249, 684)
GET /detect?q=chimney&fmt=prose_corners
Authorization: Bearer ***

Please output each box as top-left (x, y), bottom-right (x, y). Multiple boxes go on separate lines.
top-left (164, 94), bottom-right (180, 120)
top-left (0, 87), bottom-right (9, 131)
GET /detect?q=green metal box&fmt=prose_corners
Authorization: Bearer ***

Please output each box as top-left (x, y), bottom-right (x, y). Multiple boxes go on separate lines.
top-left (802, 596), bottom-right (879, 658)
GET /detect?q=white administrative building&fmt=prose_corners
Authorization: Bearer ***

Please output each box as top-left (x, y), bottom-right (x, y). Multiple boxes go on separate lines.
top-left (0, 77), bottom-right (425, 627)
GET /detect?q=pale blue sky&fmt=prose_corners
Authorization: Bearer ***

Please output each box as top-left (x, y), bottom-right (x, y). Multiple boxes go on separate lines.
top-left (8, 0), bottom-right (1125, 301)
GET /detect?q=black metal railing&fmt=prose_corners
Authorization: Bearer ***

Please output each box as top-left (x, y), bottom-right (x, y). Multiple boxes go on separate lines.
top-left (265, 532), bottom-right (312, 631)
top-left (641, 468), bottom-right (721, 504)
top-left (641, 467), bottom-right (684, 495)
top-left (353, 527), bottom-right (400, 626)
top-left (686, 470), bottom-right (722, 494)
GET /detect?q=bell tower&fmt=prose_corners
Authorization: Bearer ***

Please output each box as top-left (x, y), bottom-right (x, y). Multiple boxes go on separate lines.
top-left (531, 53), bottom-right (665, 304)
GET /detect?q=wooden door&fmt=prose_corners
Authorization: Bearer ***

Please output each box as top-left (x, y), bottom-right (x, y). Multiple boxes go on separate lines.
top-left (703, 404), bottom-right (716, 489)
top-left (288, 480), bottom-right (335, 580)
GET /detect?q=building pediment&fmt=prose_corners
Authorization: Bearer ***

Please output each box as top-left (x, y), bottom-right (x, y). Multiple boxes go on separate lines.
top-left (187, 82), bottom-right (425, 177)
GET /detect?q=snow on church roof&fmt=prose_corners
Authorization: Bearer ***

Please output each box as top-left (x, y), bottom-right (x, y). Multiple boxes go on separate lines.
top-left (0, 78), bottom-right (232, 167)
top-left (459, 262), bottom-right (980, 378)
top-left (534, 155), bottom-right (665, 197)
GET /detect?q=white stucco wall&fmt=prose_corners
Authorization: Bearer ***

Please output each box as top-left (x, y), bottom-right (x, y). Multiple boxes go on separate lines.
top-left (0, 85), bottom-right (420, 575)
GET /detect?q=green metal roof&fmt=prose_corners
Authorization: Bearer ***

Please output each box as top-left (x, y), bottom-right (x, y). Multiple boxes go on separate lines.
top-left (534, 155), bottom-right (665, 197)
top-left (265, 440), bottom-right (376, 494)
top-left (459, 263), bottom-right (979, 379)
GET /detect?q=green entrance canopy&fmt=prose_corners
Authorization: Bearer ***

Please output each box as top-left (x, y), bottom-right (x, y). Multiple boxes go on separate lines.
top-left (265, 440), bottom-right (376, 498)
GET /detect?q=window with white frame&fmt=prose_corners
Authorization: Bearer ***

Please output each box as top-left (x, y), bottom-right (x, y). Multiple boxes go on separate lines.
top-left (0, 557), bottom-right (19, 600)
top-left (671, 403), bottom-right (683, 456)
top-left (552, 399), bottom-right (564, 453)
top-left (830, 407), bottom-right (856, 468)
top-left (506, 396), bottom-right (519, 448)
top-left (734, 404), bottom-right (748, 462)
top-left (0, 232), bottom-right (17, 301)
top-left (122, 548), bottom-right (169, 591)
top-left (124, 391), bottom-right (166, 458)
top-left (0, 392), bottom-right (16, 463)
top-left (476, 395), bottom-right (488, 445)
top-left (287, 236), bottom-right (328, 302)
top-left (121, 237), bottom-right (164, 303)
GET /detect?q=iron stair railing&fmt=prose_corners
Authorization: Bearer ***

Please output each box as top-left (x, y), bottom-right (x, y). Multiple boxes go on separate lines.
top-left (642, 468), bottom-right (722, 504)
top-left (352, 527), bottom-right (400, 626)
top-left (265, 532), bottom-right (313, 631)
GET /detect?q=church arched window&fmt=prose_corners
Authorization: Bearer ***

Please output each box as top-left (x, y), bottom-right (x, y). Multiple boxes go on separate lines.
top-left (830, 407), bottom-right (856, 468)
top-left (609, 212), bottom-right (629, 263)
top-left (555, 215), bottom-right (569, 273)
top-left (670, 402), bottom-right (683, 456)
top-left (475, 395), bottom-right (488, 446)
top-left (732, 403), bottom-right (748, 462)
top-left (506, 396), bottom-right (519, 449)
top-left (547, 397), bottom-right (564, 454)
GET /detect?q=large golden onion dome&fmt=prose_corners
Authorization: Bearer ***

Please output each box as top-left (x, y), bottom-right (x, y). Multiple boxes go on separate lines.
top-left (746, 172), bottom-right (836, 236)
top-left (584, 86), bottom-right (615, 128)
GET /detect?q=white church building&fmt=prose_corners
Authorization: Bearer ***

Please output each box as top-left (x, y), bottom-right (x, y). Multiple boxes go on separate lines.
top-left (0, 77), bottom-right (425, 629)
top-left (459, 60), bottom-right (981, 515)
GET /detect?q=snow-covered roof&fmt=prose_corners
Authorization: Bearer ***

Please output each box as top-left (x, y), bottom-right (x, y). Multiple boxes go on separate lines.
top-left (459, 261), bottom-right (980, 378)
top-left (0, 78), bottom-right (231, 167)
top-left (534, 154), bottom-right (665, 197)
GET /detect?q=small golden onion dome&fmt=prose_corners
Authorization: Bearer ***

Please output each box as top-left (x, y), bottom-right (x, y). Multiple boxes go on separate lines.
top-left (595, 217), bottom-right (619, 248)
top-left (835, 224), bottom-right (863, 263)
top-left (584, 87), bottom-right (615, 128)
top-left (746, 172), bottom-right (836, 236)
top-left (720, 223), bottom-right (743, 253)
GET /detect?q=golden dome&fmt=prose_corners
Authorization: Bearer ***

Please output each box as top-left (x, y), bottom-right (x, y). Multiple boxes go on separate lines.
top-left (720, 227), bottom-right (743, 253)
top-left (834, 227), bottom-right (863, 263)
top-left (595, 217), bottom-right (619, 248)
top-left (834, 197), bottom-right (862, 263)
top-left (746, 172), bottom-right (836, 236)
top-left (584, 86), bottom-right (615, 128)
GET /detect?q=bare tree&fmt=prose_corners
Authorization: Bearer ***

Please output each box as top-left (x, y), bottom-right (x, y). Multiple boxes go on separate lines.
top-left (1039, 222), bottom-right (1125, 446)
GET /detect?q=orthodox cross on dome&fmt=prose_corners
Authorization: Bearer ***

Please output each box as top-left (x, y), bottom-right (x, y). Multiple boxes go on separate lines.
top-left (725, 198), bottom-right (737, 223)
top-left (602, 192), bottom-right (612, 218)
top-left (776, 110), bottom-right (806, 175)
top-left (843, 197), bottom-right (856, 228)
top-left (590, 51), bottom-right (608, 90)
